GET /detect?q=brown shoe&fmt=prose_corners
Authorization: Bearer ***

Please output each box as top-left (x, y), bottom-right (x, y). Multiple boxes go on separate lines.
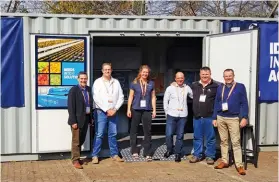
top-left (237, 166), bottom-right (246, 175)
top-left (73, 161), bottom-right (83, 169)
top-left (112, 155), bottom-right (124, 162)
top-left (214, 162), bottom-right (229, 169)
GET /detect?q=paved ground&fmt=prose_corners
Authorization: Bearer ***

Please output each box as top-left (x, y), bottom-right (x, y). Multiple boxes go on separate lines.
top-left (1, 151), bottom-right (278, 182)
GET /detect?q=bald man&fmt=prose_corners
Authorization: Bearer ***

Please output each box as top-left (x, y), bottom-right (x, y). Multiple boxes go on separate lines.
top-left (163, 72), bottom-right (193, 162)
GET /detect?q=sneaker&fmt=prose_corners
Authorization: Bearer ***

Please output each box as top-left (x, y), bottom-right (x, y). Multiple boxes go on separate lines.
top-left (145, 156), bottom-right (152, 162)
top-left (132, 153), bottom-right (139, 159)
top-left (92, 157), bottom-right (99, 164)
top-left (111, 155), bottom-right (124, 162)
top-left (189, 156), bottom-right (201, 163)
top-left (206, 157), bottom-right (214, 165)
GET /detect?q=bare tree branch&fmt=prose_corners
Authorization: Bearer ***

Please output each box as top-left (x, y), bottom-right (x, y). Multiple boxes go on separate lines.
top-left (171, 0), bottom-right (278, 18)
top-left (6, 0), bottom-right (13, 13)
top-left (11, 0), bottom-right (20, 13)
top-left (269, 2), bottom-right (278, 18)
top-left (1, 0), bottom-right (277, 18)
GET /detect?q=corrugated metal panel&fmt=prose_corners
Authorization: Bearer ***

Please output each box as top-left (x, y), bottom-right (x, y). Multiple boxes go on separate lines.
top-left (0, 13), bottom-right (277, 155)
top-left (259, 103), bottom-right (278, 145)
top-left (26, 17), bottom-right (221, 34)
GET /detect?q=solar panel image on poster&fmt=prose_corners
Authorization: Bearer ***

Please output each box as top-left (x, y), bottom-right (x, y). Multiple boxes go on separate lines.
top-left (37, 38), bottom-right (85, 62)
top-left (35, 36), bottom-right (87, 109)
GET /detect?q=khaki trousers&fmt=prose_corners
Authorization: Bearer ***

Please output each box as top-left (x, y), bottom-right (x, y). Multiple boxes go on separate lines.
top-left (217, 115), bottom-right (243, 167)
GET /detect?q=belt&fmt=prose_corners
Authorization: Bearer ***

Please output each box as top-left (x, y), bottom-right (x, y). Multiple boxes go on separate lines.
top-left (194, 116), bottom-right (204, 119)
top-left (194, 116), bottom-right (213, 119)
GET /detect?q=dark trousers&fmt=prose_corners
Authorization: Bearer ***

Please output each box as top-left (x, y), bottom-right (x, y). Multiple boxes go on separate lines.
top-left (130, 109), bottom-right (152, 156)
top-left (165, 115), bottom-right (187, 155)
top-left (71, 115), bottom-right (90, 162)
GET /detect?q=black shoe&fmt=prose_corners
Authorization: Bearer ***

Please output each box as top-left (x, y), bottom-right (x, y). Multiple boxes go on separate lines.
top-left (164, 151), bottom-right (173, 158)
top-left (175, 154), bottom-right (181, 162)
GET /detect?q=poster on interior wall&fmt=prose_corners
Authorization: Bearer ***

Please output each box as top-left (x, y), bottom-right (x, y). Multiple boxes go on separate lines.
top-left (35, 36), bottom-right (87, 109)
top-left (151, 73), bottom-right (164, 94)
top-left (183, 71), bottom-right (200, 86)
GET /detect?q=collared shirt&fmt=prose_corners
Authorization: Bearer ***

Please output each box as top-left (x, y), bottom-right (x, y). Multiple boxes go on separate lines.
top-left (92, 77), bottom-right (124, 112)
top-left (163, 83), bottom-right (193, 117)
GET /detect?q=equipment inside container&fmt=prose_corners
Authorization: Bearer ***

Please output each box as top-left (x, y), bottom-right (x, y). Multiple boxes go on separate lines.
top-left (92, 36), bottom-right (203, 134)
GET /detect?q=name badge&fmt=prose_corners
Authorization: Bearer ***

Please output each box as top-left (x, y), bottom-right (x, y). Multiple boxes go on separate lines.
top-left (222, 102), bottom-right (228, 111)
top-left (177, 108), bottom-right (183, 111)
top-left (140, 100), bottom-right (146, 107)
top-left (199, 95), bottom-right (206, 102)
top-left (86, 107), bottom-right (91, 114)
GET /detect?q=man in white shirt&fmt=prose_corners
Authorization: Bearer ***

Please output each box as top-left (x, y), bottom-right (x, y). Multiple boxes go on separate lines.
top-left (163, 72), bottom-right (193, 162)
top-left (91, 63), bottom-right (124, 164)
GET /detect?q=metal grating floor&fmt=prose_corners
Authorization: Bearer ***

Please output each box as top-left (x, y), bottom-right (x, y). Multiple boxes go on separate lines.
top-left (119, 135), bottom-right (194, 162)
top-left (120, 144), bottom-right (190, 162)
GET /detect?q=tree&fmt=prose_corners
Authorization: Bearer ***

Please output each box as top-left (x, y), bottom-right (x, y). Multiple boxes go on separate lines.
top-left (1, 0), bottom-right (146, 15)
top-left (1, 0), bottom-right (27, 13)
top-left (1, 0), bottom-right (277, 18)
top-left (1, 0), bottom-right (47, 13)
top-left (146, 0), bottom-right (176, 16)
top-left (42, 1), bottom-right (146, 15)
top-left (172, 0), bottom-right (278, 18)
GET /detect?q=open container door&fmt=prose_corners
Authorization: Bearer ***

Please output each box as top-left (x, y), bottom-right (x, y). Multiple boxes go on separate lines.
top-left (203, 29), bottom-right (259, 155)
top-left (30, 34), bottom-right (91, 153)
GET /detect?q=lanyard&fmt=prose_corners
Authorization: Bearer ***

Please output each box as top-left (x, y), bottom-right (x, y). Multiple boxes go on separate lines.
top-left (176, 85), bottom-right (185, 108)
top-left (221, 82), bottom-right (236, 102)
top-left (102, 78), bottom-right (113, 95)
top-left (140, 80), bottom-right (147, 98)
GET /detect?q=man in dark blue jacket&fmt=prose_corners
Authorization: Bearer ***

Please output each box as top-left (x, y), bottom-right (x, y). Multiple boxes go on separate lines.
top-left (212, 69), bottom-right (248, 175)
top-left (189, 67), bottom-right (219, 165)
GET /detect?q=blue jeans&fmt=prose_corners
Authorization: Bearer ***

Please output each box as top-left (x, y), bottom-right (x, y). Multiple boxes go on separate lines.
top-left (193, 117), bottom-right (216, 159)
top-left (91, 109), bottom-right (119, 157)
top-left (166, 115), bottom-right (187, 155)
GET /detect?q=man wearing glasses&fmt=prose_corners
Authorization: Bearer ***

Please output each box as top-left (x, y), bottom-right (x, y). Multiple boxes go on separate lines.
top-left (91, 63), bottom-right (124, 164)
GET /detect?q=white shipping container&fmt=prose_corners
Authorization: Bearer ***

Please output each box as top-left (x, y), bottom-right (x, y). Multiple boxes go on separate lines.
top-left (1, 13), bottom-right (278, 162)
